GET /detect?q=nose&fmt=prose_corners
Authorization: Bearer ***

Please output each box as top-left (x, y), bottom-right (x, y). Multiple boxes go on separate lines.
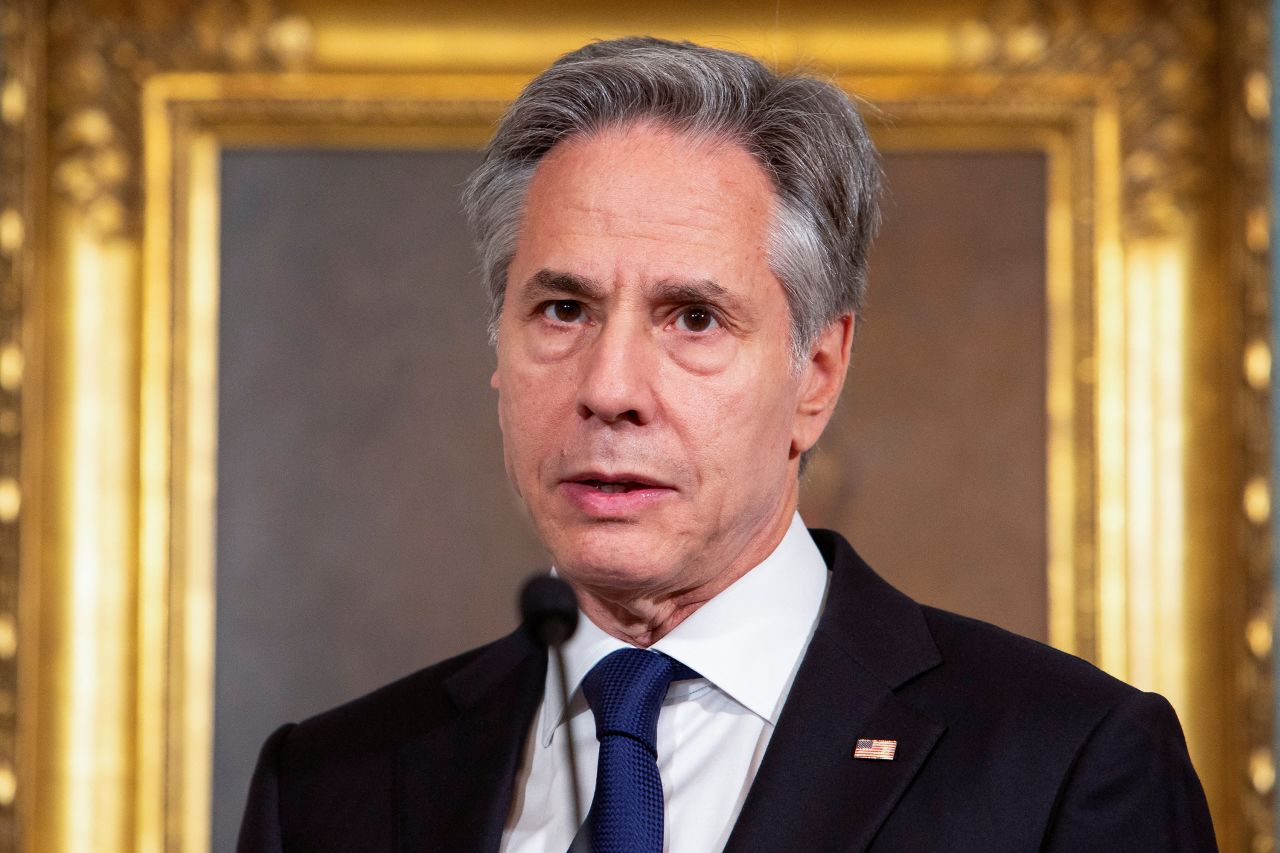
top-left (576, 319), bottom-right (655, 426)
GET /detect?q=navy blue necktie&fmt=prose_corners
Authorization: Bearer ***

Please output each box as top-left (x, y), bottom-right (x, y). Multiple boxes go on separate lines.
top-left (579, 648), bottom-right (699, 853)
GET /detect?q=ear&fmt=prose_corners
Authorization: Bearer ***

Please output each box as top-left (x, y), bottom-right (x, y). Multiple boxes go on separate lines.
top-left (790, 313), bottom-right (855, 457)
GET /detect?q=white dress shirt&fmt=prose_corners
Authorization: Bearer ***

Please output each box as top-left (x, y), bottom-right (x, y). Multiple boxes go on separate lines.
top-left (501, 513), bottom-right (830, 852)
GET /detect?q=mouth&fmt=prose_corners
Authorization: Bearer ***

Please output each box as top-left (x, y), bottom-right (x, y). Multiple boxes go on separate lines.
top-left (576, 478), bottom-right (662, 493)
top-left (559, 472), bottom-right (675, 516)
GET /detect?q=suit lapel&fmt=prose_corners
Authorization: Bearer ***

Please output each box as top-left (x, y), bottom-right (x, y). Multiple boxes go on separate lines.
top-left (723, 530), bottom-right (946, 853)
top-left (395, 631), bottom-right (546, 853)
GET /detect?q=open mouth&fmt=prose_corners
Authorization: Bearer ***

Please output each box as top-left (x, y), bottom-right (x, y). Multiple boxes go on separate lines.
top-left (579, 479), bottom-right (652, 493)
top-left (561, 473), bottom-right (673, 515)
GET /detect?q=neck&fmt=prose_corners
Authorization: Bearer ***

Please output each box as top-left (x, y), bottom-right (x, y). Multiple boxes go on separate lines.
top-left (574, 578), bottom-right (733, 647)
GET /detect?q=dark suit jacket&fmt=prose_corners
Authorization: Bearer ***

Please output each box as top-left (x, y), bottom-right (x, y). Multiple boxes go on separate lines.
top-left (238, 530), bottom-right (1216, 851)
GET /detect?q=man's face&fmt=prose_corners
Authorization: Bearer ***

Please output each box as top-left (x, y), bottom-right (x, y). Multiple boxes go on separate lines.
top-left (492, 122), bottom-right (845, 602)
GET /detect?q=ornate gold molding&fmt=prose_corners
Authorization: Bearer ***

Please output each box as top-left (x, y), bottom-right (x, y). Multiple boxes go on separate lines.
top-left (1221, 1), bottom-right (1274, 850)
top-left (958, 0), bottom-right (1218, 238)
top-left (29, 2), bottom-right (316, 851)
top-left (46, 0), bottom-right (313, 237)
top-left (0, 1), bottom-right (35, 851)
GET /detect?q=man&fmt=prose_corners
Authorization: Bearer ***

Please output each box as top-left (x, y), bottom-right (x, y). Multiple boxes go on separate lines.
top-left (239, 38), bottom-right (1215, 851)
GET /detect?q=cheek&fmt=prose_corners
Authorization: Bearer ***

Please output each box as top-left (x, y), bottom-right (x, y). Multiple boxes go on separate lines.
top-left (498, 364), bottom-right (571, 471)
top-left (494, 387), bottom-right (523, 494)
top-left (716, 371), bottom-right (800, 465)
top-left (678, 371), bottom-right (792, 468)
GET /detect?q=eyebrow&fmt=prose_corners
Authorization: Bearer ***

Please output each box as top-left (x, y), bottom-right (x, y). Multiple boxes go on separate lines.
top-left (521, 269), bottom-right (605, 301)
top-left (650, 278), bottom-right (734, 307)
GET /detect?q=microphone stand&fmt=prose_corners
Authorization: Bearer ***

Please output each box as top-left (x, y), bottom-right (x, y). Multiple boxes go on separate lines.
top-left (520, 575), bottom-right (590, 851)
top-left (553, 642), bottom-right (589, 853)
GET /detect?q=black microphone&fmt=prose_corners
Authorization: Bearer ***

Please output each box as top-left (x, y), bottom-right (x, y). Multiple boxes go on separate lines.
top-left (519, 575), bottom-right (588, 851)
top-left (520, 575), bottom-right (580, 647)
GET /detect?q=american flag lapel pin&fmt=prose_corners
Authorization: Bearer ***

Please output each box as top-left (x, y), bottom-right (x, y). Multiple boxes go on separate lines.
top-left (853, 738), bottom-right (897, 760)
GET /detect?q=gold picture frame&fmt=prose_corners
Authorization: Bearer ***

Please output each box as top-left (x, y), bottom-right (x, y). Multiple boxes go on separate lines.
top-left (6, 0), bottom-right (1272, 850)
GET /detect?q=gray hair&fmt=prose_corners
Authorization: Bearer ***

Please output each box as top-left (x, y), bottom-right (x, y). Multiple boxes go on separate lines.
top-left (462, 36), bottom-right (882, 364)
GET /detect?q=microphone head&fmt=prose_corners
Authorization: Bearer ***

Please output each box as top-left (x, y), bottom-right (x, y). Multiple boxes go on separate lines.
top-left (519, 575), bottom-right (580, 647)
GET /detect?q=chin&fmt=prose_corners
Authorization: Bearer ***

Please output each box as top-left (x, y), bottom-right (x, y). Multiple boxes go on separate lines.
top-left (548, 526), bottom-right (684, 594)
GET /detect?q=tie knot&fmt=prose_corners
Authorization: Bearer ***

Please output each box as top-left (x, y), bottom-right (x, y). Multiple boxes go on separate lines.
top-left (581, 649), bottom-right (698, 754)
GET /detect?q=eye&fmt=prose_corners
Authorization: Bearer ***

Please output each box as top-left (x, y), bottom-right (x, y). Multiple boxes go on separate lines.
top-left (541, 300), bottom-right (586, 324)
top-left (674, 306), bottom-right (719, 333)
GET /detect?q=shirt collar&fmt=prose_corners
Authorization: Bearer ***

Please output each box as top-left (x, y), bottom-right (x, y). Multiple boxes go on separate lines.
top-left (540, 513), bottom-right (829, 746)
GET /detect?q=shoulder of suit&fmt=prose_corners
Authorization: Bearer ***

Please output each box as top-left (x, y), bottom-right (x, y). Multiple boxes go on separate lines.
top-left (281, 630), bottom-right (531, 759)
top-left (812, 527), bottom-right (1144, 726)
top-left (913, 604), bottom-right (1140, 725)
